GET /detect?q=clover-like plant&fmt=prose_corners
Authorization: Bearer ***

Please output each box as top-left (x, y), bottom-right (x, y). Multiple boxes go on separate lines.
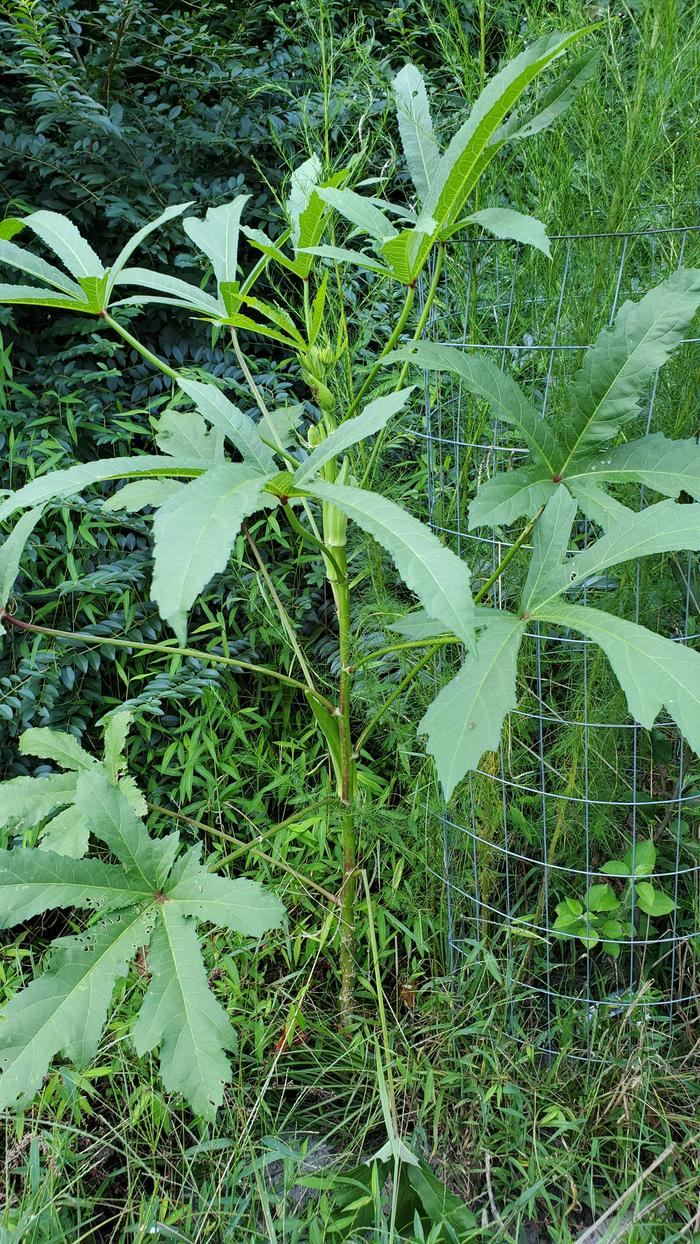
top-left (553, 839), bottom-right (675, 955)
top-left (0, 715), bottom-right (284, 1117)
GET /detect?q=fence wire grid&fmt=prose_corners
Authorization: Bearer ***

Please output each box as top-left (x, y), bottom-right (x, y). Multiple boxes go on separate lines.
top-left (420, 221), bottom-right (700, 1058)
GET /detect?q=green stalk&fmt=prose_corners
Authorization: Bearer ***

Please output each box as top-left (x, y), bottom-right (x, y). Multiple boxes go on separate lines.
top-left (302, 278), bottom-right (312, 340)
top-left (0, 610), bottom-right (336, 713)
top-left (150, 802), bottom-right (338, 904)
top-left (283, 502), bottom-right (344, 581)
top-left (359, 245), bottom-right (445, 489)
top-left (354, 648), bottom-right (435, 757)
top-left (354, 635), bottom-right (458, 670)
top-left (346, 282), bottom-right (416, 419)
top-left (102, 312), bottom-right (179, 381)
top-left (333, 544), bottom-right (358, 1023)
top-left (393, 243), bottom-right (445, 391)
top-left (474, 509), bottom-right (543, 605)
top-left (354, 508), bottom-right (543, 748)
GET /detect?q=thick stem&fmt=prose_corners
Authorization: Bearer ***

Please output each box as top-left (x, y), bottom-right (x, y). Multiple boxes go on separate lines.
top-left (102, 312), bottom-right (179, 381)
top-left (334, 545), bottom-right (357, 1022)
top-left (302, 278), bottom-right (312, 339)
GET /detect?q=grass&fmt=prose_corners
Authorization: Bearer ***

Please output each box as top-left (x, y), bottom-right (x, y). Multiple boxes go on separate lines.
top-left (2, 0), bottom-right (700, 1239)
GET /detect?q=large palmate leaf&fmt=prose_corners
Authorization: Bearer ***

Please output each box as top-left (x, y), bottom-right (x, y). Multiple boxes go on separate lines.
top-left (19, 727), bottom-right (94, 772)
top-left (462, 207), bottom-right (551, 257)
top-left (74, 768), bottom-right (168, 888)
top-left (521, 487), bottom-right (577, 610)
top-left (176, 377), bottom-right (277, 472)
top-left (37, 808), bottom-right (90, 859)
top-left (0, 721), bottom-right (285, 1119)
top-left (0, 456), bottom-right (205, 524)
top-left (288, 155), bottom-right (322, 247)
top-left (288, 154), bottom-right (329, 278)
top-left (106, 203), bottom-right (193, 297)
top-left (379, 227), bottom-right (434, 285)
top-left (0, 507), bottom-right (43, 630)
top-left (556, 269), bottom-right (700, 471)
top-left (565, 433), bottom-right (700, 505)
top-left (493, 49), bottom-right (600, 143)
top-left (23, 210), bottom-right (104, 279)
top-left (112, 267), bottom-right (223, 315)
top-left (537, 601), bottom-right (700, 754)
top-left (310, 481), bottom-right (475, 649)
top-left (166, 848), bottom-right (286, 935)
top-left (316, 188), bottom-right (398, 243)
top-left (0, 238), bottom-right (84, 297)
top-left (0, 282), bottom-right (89, 312)
top-left (241, 226), bottom-right (301, 276)
top-left (155, 408), bottom-right (223, 463)
top-left (467, 465), bottom-right (556, 528)
top-left (183, 196), bottom-right (249, 288)
top-left (564, 479), bottom-right (634, 528)
top-left (388, 609), bottom-right (452, 641)
top-left (528, 498), bottom-right (700, 610)
top-left (418, 612), bottom-right (525, 799)
top-left (0, 717), bottom-right (143, 859)
top-left (391, 64), bottom-right (441, 205)
top-left (132, 906), bottom-right (236, 1121)
top-left (102, 479), bottom-right (184, 514)
top-left (300, 244), bottom-right (393, 278)
top-left (151, 463), bottom-right (272, 643)
top-left (0, 908), bottom-right (152, 1111)
top-left (0, 772), bottom-right (78, 830)
top-left (102, 711), bottom-right (133, 782)
top-left (294, 387), bottom-right (416, 484)
top-left (421, 30), bottom-right (588, 232)
top-left (0, 848), bottom-right (151, 929)
top-left (387, 343), bottom-right (560, 470)
top-left (568, 500), bottom-right (700, 589)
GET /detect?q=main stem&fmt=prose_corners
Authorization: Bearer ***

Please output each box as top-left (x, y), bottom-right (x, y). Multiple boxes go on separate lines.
top-left (334, 545), bottom-right (357, 1023)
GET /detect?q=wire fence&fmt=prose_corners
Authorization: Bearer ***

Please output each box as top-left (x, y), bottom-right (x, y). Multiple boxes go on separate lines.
top-left (421, 221), bottom-right (700, 1058)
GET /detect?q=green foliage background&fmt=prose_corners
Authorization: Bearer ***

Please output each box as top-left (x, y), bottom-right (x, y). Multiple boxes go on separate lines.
top-left (1, 1), bottom-right (700, 1239)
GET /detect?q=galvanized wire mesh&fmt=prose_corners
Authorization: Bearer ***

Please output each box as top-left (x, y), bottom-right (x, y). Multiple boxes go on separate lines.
top-left (421, 222), bottom-right (700, 1058)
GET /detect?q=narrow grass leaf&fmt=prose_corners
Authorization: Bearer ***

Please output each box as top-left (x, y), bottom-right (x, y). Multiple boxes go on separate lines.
top-left (24, 210), bottom-right (104, 278)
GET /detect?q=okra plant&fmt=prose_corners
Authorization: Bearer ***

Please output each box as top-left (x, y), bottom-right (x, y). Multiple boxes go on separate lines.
top-left (4, 25), bottom-right (693, 1116)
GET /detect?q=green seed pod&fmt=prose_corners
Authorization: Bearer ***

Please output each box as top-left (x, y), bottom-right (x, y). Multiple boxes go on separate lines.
top-left (302, 346), bottom-right (336, 417)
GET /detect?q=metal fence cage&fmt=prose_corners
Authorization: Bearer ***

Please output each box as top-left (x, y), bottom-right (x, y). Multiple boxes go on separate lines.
top-left (421, 222), bottom-right (700, 1058)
